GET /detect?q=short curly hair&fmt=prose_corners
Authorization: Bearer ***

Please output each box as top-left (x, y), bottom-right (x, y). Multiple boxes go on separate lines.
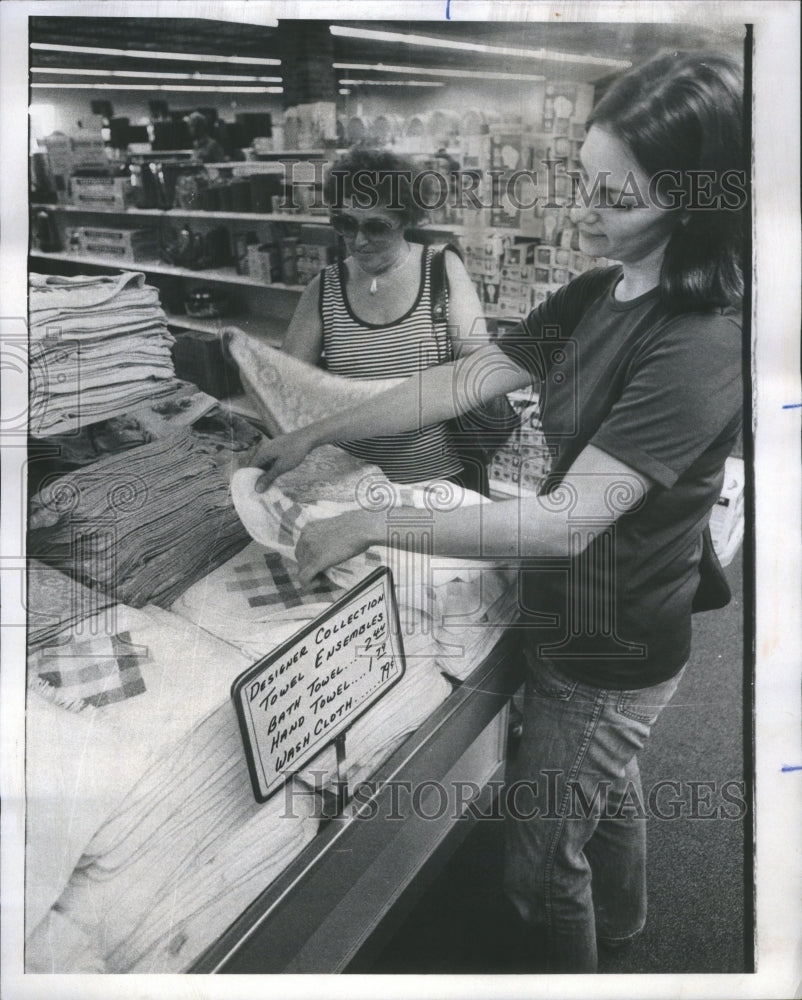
top-left (323, 147), bottom-right (428, 227)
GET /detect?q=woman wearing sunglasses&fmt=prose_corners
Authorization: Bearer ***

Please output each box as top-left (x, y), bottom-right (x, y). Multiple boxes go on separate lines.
top-left (255, 52), bottom-right (745, 972)
top-left (279, 146), bottom-right (490, 488)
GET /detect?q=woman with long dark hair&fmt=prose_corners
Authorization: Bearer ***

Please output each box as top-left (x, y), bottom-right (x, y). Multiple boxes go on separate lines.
top-left (253, 51), bottom-right (745, 972)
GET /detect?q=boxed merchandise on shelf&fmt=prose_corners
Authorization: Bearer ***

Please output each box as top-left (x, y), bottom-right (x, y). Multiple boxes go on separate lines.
top-left (70, 173), bottom-right (134, 210)
top-left (248, 243), bottom-right (283, 284)
top-left (488, 391), bottom-right (551, 496)
top-left (295, 243), bottom-right (335, 284)
top-left (64, 225), bottom-right (158, 262)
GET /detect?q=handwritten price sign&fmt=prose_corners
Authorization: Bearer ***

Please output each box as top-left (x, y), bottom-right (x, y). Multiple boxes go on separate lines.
top-left (231, 567), bottom-right (405, 802)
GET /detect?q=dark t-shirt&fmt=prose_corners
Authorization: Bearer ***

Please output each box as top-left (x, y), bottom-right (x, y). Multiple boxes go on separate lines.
top-left (496, 267), bottom-right (743, 689)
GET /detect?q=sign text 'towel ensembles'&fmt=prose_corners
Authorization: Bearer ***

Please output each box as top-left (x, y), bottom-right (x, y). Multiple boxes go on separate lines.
top-left (234, 571), bottom-right (404, 801)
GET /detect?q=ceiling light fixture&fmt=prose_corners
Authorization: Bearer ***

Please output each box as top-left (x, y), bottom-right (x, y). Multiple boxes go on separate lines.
top-left (31, 67), bottom-right (283, 83)
top-left (330, 26), bottom-right (631, 69)
top-left (334, 62), bottom-right (545, 83)
top-left (338, 78), bottom-right (445, 87)
top-left (31, 82), bottom-right (283, 94)
top-left (30, 43), bottom-right (281, 66)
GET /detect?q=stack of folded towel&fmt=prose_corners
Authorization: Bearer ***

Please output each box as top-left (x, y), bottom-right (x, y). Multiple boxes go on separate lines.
top-left (28, 430), bottom-right (250, 608)
top-left (29, 272), bottom-right (179, 435)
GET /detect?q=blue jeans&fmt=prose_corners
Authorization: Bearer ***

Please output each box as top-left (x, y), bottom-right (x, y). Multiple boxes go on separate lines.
top-left (503, 652), bottom-right (685, 973)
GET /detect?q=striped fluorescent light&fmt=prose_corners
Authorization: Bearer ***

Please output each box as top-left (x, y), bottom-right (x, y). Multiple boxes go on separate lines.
top-left (338, 79), bottom-right (444, 87)
top-left (31, 83), bottom-right (283, 94)
top-left (330, 26), bottom-right (631, 69)
top-left (334, 62), bottom-right (545, 83)
top-left (31, 67), bottom-right (282, 83)
top-left (30, 43), bottom-right (280, 66)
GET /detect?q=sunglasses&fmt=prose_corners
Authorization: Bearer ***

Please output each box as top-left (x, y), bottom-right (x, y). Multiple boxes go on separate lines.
top-left (329, 214), bottom-right (401, 240)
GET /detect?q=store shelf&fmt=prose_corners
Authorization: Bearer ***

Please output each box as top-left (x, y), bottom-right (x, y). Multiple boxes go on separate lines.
top-left (33, 203), bottom-right (330, 224)
top-left (29, 250), bottom-right (306, 291)
top-left (166, 311), bottom-right (286, 346)
top-left (412, 222), bottom-right (539, 241)
top-left (207, 150), bottom-right (336, 163)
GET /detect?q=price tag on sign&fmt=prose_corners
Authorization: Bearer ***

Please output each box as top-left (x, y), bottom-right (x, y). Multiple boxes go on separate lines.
top-left (231, 567), bottom-right (406, 802)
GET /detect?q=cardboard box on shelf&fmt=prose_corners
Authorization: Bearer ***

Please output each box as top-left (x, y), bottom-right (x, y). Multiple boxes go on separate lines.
top-left (498, 297), bottom-right (530, 319)
top-left (248, 243), bottom-right (282, 284)
top-left (65, 225), bottom-right (158, 261)
top-left (70, 174), bottom-right (133, 210)
top-left (295, 243), bottom-right (336, 284)
top-left (70, 134), bottom-right (108, 170)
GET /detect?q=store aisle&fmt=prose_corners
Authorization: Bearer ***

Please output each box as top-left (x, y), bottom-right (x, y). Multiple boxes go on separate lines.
top-left (366, 554), bottom-right (750, 975)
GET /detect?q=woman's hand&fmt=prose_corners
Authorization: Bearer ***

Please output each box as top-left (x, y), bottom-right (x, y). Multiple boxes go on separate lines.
top-left (296, 510), bottom-right (379, 585)
top-left (252, 428), bottom-right (317, 493)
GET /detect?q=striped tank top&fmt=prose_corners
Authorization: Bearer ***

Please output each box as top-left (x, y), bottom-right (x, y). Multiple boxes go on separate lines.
top-left (320, 246), bottom-right (463, 484)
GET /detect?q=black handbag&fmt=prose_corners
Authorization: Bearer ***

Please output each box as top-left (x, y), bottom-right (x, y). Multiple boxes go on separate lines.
top-left (430, 245), bottom-right (520, 495)
top-left (691, 524), bottom-right (732, 613)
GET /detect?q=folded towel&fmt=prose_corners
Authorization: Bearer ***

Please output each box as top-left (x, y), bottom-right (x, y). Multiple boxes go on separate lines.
top-left (24, 682), bottom-right (151, 937)
top-left (51, 701), bottom-right (319, 973)
top-left (28, 431), bottom-right (250, 608)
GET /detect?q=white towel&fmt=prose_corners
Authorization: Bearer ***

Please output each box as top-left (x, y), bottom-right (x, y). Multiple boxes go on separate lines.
top-left (50, 702), bottom-right (319, 973)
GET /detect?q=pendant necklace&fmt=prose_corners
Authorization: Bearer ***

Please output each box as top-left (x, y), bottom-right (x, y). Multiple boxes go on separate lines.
top-left (352, 243), bottom-right (411, 294)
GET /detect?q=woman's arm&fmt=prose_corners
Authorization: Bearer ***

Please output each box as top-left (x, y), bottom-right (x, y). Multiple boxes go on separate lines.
top-left (443, 249), bottom-right (490, 358)
top-left (280, 274), bottom-right (324, 364)
top-left (254, 343), bottom-right (532, 490)
top-left (294, 444), bottom-right (653, 584)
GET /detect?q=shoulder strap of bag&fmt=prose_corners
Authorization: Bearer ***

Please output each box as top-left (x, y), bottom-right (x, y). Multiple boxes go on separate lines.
top-left (429, 243), bottom-right (464, 363)
top-left (430, 242), bottom-right (461, 322)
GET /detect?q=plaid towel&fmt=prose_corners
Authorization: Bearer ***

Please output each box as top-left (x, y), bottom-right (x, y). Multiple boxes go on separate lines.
top-left (31, 630), bottom-right (148, 708)
top-left (173, 539), bottom-right (344, 616)
top-left (171, 540), bottom-right (347, 660)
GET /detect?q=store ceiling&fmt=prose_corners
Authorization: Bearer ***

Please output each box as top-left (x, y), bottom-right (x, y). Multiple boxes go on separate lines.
top-left (29, 16), bottom-right (745, 87)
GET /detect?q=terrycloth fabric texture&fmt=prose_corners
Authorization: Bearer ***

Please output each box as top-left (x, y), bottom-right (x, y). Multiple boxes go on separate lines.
top-left (32, 630), bottom-right (147, 707)
top-left (72, 604), bottom-right (253, 762)
top-left (431, 574), bottom-right (522, 680)
top-left (29, 270), bottom-right (156, 316)
top-left (27, 560), bottom-right (116, 650)
top-left (225, 328), bottom-right (399, 501)
top-left (227, 471), bottom-right (516, 783)
top-left (25, 909), bottom-right (107, 974)
top-left (25, 602), bottom-right (254, 943)
top-left (29, 272), bottom-right (178, 435)
top-left (231, 468), bottom-right (387, 591)
top-left (46, 702), bottom-right (319, 974)
top-left (171, 539), bottom-right (347, 657)
top-left (27, 430), bottom-right (250, 608)
top-left (225, 329), bottom-right (403, 436)
top-left (24, 682), bottom-right (151, 938)
top-left (231, 468), bottom-right (514, 628)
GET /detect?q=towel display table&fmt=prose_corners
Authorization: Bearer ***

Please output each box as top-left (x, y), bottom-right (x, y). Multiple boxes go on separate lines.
top-left (192, 627), bottom-right (523, 973)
